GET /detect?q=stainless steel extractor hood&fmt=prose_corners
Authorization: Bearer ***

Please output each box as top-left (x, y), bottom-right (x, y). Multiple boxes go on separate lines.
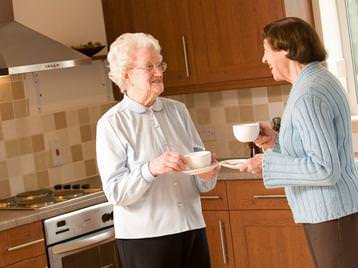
top-left (0, 0), bottom-right (91, 76)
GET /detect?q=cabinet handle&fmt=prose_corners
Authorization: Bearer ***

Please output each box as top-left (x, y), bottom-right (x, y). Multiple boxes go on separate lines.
top-left (7, 238), bottom-right (44, 252)
top-left (218, 220), bottom-right (228, 264)
top-left (181, 35), bottom-right (190, 77)
top-left (200, 195), bottom-right (222, 200)
top-left (253, 194), bottom-right (286, 199)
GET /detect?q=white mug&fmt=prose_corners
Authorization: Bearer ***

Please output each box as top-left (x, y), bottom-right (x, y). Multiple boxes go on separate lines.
top-left (184, 151), bottom-right (211, 169)
top-left (233, 122), bottom-right (260, 142)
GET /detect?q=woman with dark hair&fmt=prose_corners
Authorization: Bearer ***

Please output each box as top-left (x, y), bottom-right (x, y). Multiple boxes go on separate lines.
top-left (240, 17), bottom-right (358, 268)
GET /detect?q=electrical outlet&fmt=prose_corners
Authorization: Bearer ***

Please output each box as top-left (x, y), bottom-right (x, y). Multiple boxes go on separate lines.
top-left (49, 138), bottom-right (64, 167)
top-left (198, 126), bottom-right (216, 141)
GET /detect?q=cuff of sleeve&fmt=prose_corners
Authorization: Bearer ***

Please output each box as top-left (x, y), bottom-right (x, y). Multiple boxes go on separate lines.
top-left (262, 152), bottom-right (274, 189)
top-left (141, 163), bottom-right (157, 183)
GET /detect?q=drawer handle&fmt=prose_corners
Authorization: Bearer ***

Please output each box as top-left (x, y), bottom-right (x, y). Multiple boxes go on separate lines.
top-left (253, 195), bottom-right (286, 199)
top-left (200, 195), bottom-right (222, 200)
top-left (218, 220), bottom-right (228, 264)
top-left (7, 238), bottom-right (44, 252)
top-left (181, 35), bottom-right (190, 77)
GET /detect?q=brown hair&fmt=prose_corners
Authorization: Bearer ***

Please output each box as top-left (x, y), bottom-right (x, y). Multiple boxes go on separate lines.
top-left (263, 17), bottom-right (327, 64)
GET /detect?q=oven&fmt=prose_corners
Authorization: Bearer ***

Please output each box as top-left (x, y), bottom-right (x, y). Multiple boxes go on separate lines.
top-left (44, 202), bottom-right (121, 268)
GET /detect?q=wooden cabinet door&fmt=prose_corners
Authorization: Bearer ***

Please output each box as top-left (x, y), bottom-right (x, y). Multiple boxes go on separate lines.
top-left (203, 211), bottom-right (235, 268)
top-left (230, 210), bottom-right (314, 268)
top-left (188, 0), bottom-right (284, 85)
top-left (6, 254), bottom-right (47, 268)
top-left (102, 0), bottom-right (195, 89)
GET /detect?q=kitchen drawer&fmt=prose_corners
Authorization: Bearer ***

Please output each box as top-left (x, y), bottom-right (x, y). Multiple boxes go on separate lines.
top-left (227, 180), bottom-right (289, 210)
top-left (0, 221), bottom-right (46, 267)
top-left (6, 254), bottom-right (47, 268)
top-left (200, 181), bottom-right (228, 210)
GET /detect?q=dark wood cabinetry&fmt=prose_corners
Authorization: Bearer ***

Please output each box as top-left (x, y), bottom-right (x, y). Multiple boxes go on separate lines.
top-left (101, 0), bottom-right (313, 95)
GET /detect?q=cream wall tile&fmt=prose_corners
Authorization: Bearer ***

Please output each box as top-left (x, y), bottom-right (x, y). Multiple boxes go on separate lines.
top-left (0, 179), bottom-right (10, 198)
top-left (78, 108), bottom-right (90, 125)
top-left (16, 118), bottom-right (31, 138)
top-left (238, 89), bottom-right (252, 105)
top-left (0, 102), bottom-right (14, 121)
top-left (48, 167), bottom-right (63, 185)
top-left (82, 141), bottom-right (96, 160)
top-left (11, 81), bottom-right (25, 99)
top-left (54, 112), bottom-right (67, 129)
top-left (61, 164), bottom-right (74, 183)
top-left (193, 93), bottom-right (210, 108)
top-left (0, 142), bottom-right (5, 161)
top-left (209, 92), bottom-right (223, 107)
top-left (42, 114), bottom-right (56, 132)
top-left (5, 139), bottom-right (20, 158)
top-left (268, 102), bottom-right (285, 119)
top-left (9, 176), bottom-right (25, 195)
top-left (210, 107), bottom-right (226, 125)
top-left (66, 110), bottom-right (79, 127)
top-left (23, 173), bottom-right (37, 191)
top-left (224, 106), bottom-right (240, 123)
top-left (34, 151), bottom-right (49, 171)
top-left (73, 161), bottom-right (86, 180)
top-left (20, 154), bottom-right (35, 174)
top-left (67, 127), bottom-right (81, 146)
top-left (1, 120), bottom-right (17, 139)
top-left (28, 115), bottom-right (43, 135)
top-left (222, 90), bottom-right (240, 106)
top-left (196, 108), bottom-right (211, 125)
top-left (7, 157), bottom-right (22, 176)
top-left (251, 87), bottom-right (268, 104)
top-left (253, 104), bottom-right (270, 121)
top-left (0, 161), bottom-right (8, 179)
top-left (37, 171), bottom-right (49, 188)
top-left (0, 82), bottom-right (12, 102)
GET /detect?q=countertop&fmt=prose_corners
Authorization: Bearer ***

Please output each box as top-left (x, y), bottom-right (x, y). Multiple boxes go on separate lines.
top-left (0, 169), bottom-right (259, 232)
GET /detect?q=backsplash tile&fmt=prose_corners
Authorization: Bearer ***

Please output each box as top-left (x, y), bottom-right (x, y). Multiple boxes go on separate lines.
top-left (0, 75), bottom-right (115, 198)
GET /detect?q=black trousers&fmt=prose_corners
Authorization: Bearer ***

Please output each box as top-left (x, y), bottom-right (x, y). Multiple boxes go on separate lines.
top-left (116, 228), bottom-right (211, 268)
top-left (303, 212), bottom-right (358, 268)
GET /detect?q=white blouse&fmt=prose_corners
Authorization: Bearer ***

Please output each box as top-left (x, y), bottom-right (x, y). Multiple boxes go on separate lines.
top-left (96, 95), bottom-right (217, 238)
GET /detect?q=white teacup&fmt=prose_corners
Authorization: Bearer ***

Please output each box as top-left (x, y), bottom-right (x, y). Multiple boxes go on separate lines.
top-left (184, 151), bottom-right (211, 169)
top-left (233, 122), bottom-right (260, 142)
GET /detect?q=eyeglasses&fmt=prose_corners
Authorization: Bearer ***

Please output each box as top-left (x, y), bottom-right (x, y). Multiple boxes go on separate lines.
top-left (130, 61), bottom-right (167, 73)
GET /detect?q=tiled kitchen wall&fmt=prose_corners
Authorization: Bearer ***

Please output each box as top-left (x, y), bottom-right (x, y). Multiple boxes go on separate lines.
top-left (2, 73), bottom-right (358, 198)
top-left (169, 85), bottom-right (291, 159)
top-left (0, 75), bottom-right (115, 197)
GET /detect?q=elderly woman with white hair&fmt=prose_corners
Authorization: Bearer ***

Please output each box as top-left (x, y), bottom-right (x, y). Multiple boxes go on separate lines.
top-left (96, 33), bottom-right (219, 268)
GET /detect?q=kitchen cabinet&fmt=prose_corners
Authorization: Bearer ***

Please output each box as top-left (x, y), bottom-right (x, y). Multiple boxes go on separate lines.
top-left (101, 0), bottom-right (313, 95)
top-left (201, 179), bottom-right (314, 268)
top-left (227, 180), bottom-right (314, 268)
top-left (201, 181), bottom-right (235, 267)
top-left (0, 221), bottom-right (47, 268)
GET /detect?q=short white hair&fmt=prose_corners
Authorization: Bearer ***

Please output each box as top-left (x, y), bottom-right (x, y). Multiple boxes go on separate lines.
top-left (107, 33), bottom-right (162, 92)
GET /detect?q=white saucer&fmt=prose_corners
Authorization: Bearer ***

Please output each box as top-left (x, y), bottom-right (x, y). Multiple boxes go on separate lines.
top-left (220, 159), bottom-right (248, 169)
top-left (182, 162), bottom-right (219, 175)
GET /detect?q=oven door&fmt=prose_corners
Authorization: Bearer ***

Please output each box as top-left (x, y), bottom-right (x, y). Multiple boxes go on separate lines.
top-left (47, 226), bottom-right (120, 268)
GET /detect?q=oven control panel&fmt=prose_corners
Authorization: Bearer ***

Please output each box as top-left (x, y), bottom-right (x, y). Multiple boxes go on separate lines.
top-left (44, 201), bottom-right (113, 246)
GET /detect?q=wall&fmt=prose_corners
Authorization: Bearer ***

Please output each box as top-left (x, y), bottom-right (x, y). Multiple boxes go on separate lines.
top-left (170, 85), bottom-right (291, 159)
top-left (0, 75), bottom-right (115, 197)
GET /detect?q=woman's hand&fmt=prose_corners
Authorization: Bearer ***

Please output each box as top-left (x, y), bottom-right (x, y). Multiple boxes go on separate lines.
top-left (239, 153), bottom-right (264, 176)
top-left (149, 151), bottom-right (187, 176)
top-left (197, 152), bottom-right (220, 180)
top-left (255, 123), bottom-right (278, 149)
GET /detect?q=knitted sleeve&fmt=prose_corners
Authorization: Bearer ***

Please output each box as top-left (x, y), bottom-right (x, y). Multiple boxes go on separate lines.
top-left (263, 93), bottom-right (340, 188)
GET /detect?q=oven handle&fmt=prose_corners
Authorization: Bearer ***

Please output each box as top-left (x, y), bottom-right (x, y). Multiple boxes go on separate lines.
top-left (51, 228), bottom-right (115, 255)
